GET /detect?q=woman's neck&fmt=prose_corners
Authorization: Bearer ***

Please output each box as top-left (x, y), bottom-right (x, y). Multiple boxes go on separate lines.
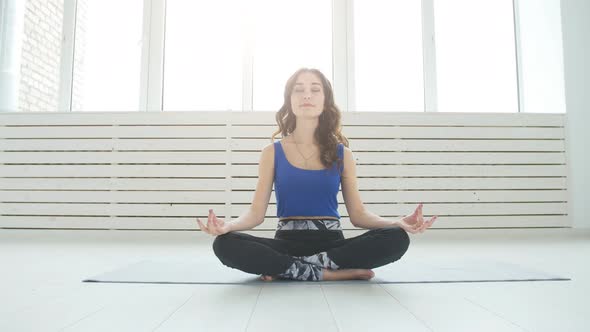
top-left (290, 123), bottom-right (318, 145)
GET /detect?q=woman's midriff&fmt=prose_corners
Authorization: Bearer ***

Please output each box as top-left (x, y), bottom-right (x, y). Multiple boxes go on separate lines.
top-left (278, 216), bottom-right (339, 221)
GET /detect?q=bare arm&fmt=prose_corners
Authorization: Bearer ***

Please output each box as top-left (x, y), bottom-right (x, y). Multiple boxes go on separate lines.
top-left (341, 146), bottom-right (438, 232)
top-left (341, 146), bottom-right (400, 229)
top-left (229, 143), bottom-right (275, 231)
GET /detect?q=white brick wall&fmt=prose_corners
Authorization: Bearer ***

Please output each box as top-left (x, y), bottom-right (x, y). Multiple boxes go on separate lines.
top-left (18, 0), bottom-right (64, 112)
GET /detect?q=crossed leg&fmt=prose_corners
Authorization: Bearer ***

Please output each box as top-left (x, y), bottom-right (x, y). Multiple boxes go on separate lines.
top-left (212, 226), bottom-right (409, 281)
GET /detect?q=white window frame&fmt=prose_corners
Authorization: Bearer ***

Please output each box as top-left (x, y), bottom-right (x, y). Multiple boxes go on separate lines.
top-left (139, 0), bottom-right (165, 112)
top-left (421, 0), bottom-right (438, 112)
top-left (58, 0), bottom-right (77, 112)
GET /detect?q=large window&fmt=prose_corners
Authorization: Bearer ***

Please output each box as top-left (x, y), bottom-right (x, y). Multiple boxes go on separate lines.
top-left (517, 0), bottom-right (566, 113)
top-left (251, 0), bottom-right (332, 111)
top-left (434, 0), bottom-right (519, 113)
top-left (72, 0), bottom-right (143, 111)
top-left (353, 0), bottom-right (424, 112)
top-left (0, 0), bottom-right (567, 114)
top-left (163, 0), bottom-right (331, 112)
top-left (163, 0), bottom-right (243, 111)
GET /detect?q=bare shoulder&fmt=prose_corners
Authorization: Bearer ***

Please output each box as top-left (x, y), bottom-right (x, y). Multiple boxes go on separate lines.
top-left (342, 144), bottom-right (352, 153)
top-left (341, 145), bottom-right (356, 178)
top-left (259, 142), bottom-right (276, 164)
top-left (262, 141), bottom-right (276, 153)
top-left (342, 145), bottom-right (354, 159)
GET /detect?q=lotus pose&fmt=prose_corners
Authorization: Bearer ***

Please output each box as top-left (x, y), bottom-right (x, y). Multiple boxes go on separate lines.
top-left (197, 68), bottom-right (438, 281)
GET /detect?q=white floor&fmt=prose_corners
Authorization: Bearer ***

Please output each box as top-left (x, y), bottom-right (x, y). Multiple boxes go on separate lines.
top-left (1, 227), bottom-right (589, 332)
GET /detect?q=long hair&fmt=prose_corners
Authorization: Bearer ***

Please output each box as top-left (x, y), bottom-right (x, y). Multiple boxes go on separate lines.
top-left (271, 68), bottom-right (349, 174)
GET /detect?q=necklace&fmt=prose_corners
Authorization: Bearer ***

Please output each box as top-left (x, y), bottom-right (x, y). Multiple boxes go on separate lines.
top-left (292, 137), bottom-right (317, 168)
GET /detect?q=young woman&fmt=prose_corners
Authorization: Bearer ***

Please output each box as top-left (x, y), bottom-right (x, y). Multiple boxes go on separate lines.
top-left (197, 68), bottom-right (438, 282)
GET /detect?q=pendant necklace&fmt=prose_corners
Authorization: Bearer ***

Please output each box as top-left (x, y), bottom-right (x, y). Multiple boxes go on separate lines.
top-left (293, 137), bottom-right (316, 169)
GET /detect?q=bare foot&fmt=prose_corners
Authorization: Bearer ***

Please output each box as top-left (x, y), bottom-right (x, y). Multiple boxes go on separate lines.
top-left (322, 268), bottom-right (375, 281)
top-left (260, 275), bottom-right (276, 281)
top-left (259, 269), bottom-right (375, 282)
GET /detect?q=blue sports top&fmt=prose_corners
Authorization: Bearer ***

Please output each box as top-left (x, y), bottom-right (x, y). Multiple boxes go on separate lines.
top-left (273, 141), bottom-right (344, 219)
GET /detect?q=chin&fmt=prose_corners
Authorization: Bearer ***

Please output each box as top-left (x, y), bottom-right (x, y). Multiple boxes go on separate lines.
top-left (294, 109), bottom-right (322, 117)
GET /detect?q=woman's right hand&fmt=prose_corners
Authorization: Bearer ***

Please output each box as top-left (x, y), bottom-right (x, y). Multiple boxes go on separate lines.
top-left (196, 209), bottom-right (232, 236)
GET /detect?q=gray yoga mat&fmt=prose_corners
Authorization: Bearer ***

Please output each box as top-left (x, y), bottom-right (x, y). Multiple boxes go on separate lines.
top-left (83, 257), bottom-right (570, 284)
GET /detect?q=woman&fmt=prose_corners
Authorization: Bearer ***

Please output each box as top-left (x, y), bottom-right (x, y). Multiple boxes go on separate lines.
top-left (197, 68), bottom-right (438, 282)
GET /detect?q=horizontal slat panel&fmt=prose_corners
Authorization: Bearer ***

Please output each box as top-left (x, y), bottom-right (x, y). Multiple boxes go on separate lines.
top-left (0, 177), bottom-right (566, 192)
top-left (0, 151), bottom-right (228, 164)
top-left (231, 203), bottom-right (568, 217)
top-left (0, 111), bottom-right (232, 125)
top-left (232, 177), bottom-right (568, 190)
top-left (0, 191), bottom-right (227, 203)
top-left (258, 215), bottom-right (569, 229)
top-left (353, 152), bottom-right (566, 164)
top-left (0, 178), bottom-right (226, 190)
top-left (0, 151), bottom-right (565, 165)
top-left (0, 203), bottom-right (226, 216)
top-left (0, 138), bottom-right (228, 151)
top-left (0, 126), bottom-right (228, 138)
top-left (0, 202), bottom-right (568, 217)
top-left (230, 111), bottom-right (565, 127)
top-left (0, 112), bottom-right (569, 229)
top-left (232, 151), bottom-right (566, 164)
top-left (0, 111), bottom-right (565, 127)
top-left (230, 190), bottom-right (567, 204)
top-left (232, 165), bottom-right (567, 177)
top-left (0, 139), bottom-right (114, 151)
top-left (0, 217), bottom-right (199, 229)
top-left (340, 112), bottom-right (565, 127)
top-left (230, 138), bottom-right (566, 152)
top-left (0, 165), bottom-right (227, 177)
top-left (232, 126), bottom-right (565, 139)
top-left (0, 215), bottom-right (569, 229)
top-left (114, 139), bottom-right (228, 151)
top-left (0, 189), bottom-right (566, 204)
top-left (2, 137), bottom-right (564, 153)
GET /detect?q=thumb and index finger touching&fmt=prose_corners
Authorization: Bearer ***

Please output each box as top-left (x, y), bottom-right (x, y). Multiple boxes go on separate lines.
top-left (197, 209), bottom-right (217, 233)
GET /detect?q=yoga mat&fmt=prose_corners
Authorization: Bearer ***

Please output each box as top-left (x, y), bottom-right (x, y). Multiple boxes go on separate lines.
top-left (83, 257), bottom-right (570, 284)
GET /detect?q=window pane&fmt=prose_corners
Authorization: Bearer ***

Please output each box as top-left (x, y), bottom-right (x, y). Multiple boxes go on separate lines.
top-left (354, 0), bottom-right (424, 112)
top-left (72, 0), bottom-right (143, 111)
top-left (252, 0), bottom-right (332, 111)
top-left (164, 0), bottom-right (243, 111)
top-left (434, 0), bottom-right (518, 112)
top-left (518, 0), bottom-right (566, 113)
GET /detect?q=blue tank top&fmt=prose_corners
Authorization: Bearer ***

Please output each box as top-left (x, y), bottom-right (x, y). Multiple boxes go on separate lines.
top-left (274, 141), bottom-right (344, 219)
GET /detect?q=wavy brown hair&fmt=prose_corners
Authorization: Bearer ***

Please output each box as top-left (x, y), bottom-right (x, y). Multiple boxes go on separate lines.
top-left (271, 68), bottom-right (349, 174)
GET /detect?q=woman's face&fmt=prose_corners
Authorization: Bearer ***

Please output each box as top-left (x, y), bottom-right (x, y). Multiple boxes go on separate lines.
top-left (290, 72), bottom-right (325, 118)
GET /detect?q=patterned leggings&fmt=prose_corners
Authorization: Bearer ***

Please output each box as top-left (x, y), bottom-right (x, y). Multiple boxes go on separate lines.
top-left (212, 219), bottom-right (410, 281)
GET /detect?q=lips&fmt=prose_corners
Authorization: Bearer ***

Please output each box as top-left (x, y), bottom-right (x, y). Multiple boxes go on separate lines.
top-left (301, 103), bottom-right (314, 107)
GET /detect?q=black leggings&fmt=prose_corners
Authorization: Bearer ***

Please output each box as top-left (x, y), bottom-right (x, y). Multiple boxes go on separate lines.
top-left (212, 226), bottom-right (410, 276)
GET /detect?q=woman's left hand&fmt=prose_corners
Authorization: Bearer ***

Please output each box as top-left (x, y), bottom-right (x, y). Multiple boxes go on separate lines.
top-left (397, 203), bottom-right (438, 234)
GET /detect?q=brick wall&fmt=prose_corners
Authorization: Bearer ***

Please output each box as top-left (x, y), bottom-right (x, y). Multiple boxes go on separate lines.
top-left (18, 0), bottom-right (64, 112)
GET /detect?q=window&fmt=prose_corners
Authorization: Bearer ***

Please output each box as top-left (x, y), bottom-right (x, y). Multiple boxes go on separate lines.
top-left (517, 0), bottom-right (566, 113)
top-left (434, 0), bottom-right (518, 112)
top-left (2, 0), bottom-right (566, 114)
top-left (353, 0), bottom-right (424, 112)
top-left (163, 0), bottom-right (244, 111)
top-left (251, 0), bottom-right (332, 111)
top-left (72, 0), bottom-right (144, 111)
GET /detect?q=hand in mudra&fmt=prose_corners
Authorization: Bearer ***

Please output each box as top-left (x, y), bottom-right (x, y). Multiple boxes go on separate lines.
top-left (398, 203), bottom-right (438, 234)
top-left (196, 209), bottom-right (232, 236)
